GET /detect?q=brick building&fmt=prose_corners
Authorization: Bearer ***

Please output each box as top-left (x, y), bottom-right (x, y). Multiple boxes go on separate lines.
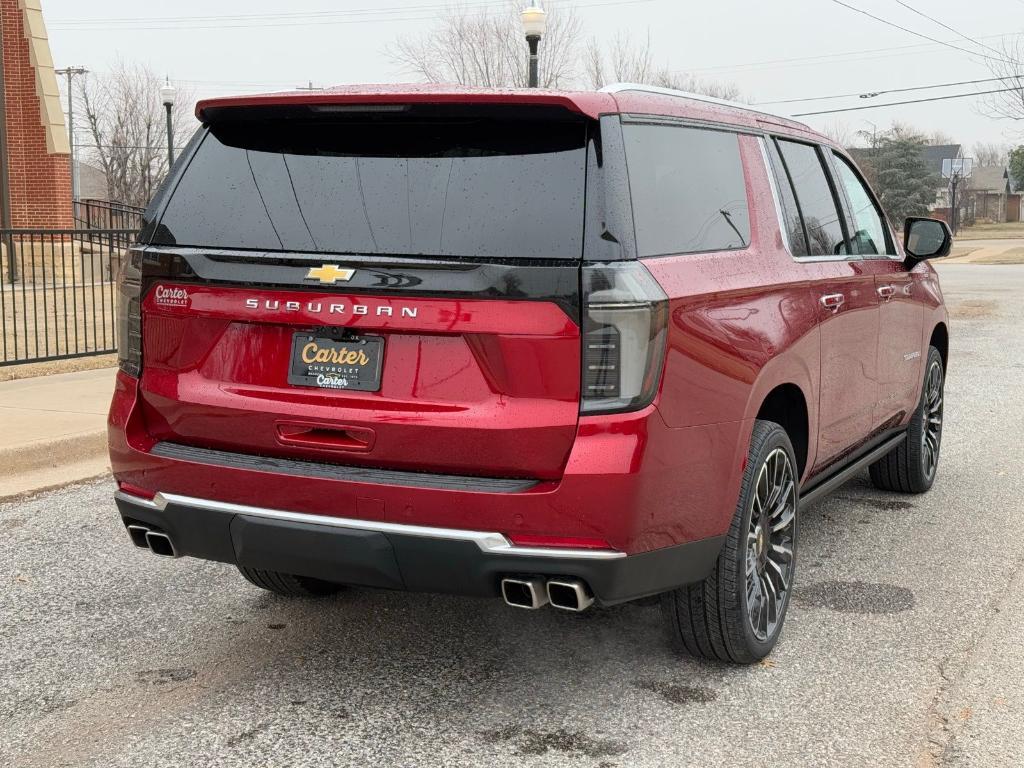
top-left (0, 0), bottom-right (72, 228)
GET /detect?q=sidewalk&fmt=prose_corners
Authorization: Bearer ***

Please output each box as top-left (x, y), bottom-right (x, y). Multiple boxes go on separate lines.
top-left (0, 367), bottom-right (115, 499)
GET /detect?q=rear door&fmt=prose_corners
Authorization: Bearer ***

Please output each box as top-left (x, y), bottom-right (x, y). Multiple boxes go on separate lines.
top-left (829, 150), bottom-right (925, 430)
top-left (136, 106), bottom-right (594, 481)
top-left (769, 138), bottom-right (880, 472)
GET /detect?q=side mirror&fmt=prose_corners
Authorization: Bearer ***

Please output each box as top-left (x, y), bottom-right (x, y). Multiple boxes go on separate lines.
top-left (903, 217), bottom-right (952, 264)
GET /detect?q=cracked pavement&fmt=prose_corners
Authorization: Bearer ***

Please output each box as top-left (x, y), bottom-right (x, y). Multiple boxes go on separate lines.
top-left (1, 263), bottom-right (1022, 767)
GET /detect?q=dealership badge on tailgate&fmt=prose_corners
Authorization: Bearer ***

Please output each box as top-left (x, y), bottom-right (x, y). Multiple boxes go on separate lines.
top-left (289, 334), bottom-right (384, 391)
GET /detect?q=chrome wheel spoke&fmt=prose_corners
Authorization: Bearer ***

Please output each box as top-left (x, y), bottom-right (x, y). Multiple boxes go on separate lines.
top-left (744, 446), bottom-right (797, 643)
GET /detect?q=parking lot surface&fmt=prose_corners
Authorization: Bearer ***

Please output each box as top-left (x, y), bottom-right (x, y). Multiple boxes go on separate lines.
top-left (2, 264), bottom-right (1022, 768)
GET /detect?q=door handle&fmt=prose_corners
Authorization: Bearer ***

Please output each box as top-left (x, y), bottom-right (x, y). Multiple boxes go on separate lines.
top-left (820, 293), bottom-right (845, 313)
top-left (877, 284), bottom-right (896, 300)
top-left (276, 422), bottom-right (375, 452)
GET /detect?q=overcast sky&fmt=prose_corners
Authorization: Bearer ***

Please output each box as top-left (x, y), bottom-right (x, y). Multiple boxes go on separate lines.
top-left (42, 0), bottom-right (1024, 154)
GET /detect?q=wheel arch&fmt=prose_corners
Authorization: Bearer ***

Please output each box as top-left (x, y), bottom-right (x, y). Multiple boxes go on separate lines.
top-left (754, 383), bottom-right (810, 479)
top-left (929, 322), bottom-right (949, 372)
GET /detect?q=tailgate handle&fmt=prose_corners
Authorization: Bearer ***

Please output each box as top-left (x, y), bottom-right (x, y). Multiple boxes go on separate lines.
top-left (275, 423), bottom-right (375, 452)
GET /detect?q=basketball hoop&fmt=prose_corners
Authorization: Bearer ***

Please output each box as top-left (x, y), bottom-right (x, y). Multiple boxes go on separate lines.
top-left (942, 158), bottom-right (974, 179)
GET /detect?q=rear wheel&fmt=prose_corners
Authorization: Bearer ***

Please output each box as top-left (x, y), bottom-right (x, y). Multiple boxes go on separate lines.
top-left (661, 420), bottom-right (798, 664)
top-left (869, 345), bottom-right (944, 494)
top-left (237, 566), bottom-right (343, 597)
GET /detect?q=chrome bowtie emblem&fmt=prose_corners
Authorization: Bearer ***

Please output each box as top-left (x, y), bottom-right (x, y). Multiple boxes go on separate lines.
top-left (305, 265), bottom-right (355, 284)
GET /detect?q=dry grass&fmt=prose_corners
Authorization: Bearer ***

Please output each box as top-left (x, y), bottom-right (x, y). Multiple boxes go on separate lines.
top-left (0, 353), bottom-right (116, 382)
top-left (1, 279), bottom-right (118, 366)
top-left (957, 222), bottom-right (1024, 240)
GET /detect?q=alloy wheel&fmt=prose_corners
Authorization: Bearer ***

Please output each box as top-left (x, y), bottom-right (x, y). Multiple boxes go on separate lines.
top-left (922, 359), bottom-right (944, 479)
top-left (745, 448), bottom-right (797, 642)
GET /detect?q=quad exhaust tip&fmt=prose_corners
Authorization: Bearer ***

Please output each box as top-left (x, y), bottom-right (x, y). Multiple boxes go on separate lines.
top-left (125, 523), bottom-right (179, 558)
top-left (501, 577), bottom-right (549, 609)
top-left (546, 579), bottom-right (595, 612)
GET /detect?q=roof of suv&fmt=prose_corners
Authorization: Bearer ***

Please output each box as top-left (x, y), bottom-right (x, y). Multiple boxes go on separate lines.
top-left (194, 82), bottom-right (825, 142)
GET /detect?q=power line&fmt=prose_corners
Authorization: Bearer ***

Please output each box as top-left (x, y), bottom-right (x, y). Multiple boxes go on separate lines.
top-left (826, 0), bottom-right (1009, 65)
top-left (679, 32), bottom-right (1023, 75)
top-left (755, 75), bottom-right (1018, 105)
top-left (891, 1), bottom-right (1012, 62)
top-left (792, 85), bottom-right (1023, 116)
top-left (49, 0), bottom-right (655, 31)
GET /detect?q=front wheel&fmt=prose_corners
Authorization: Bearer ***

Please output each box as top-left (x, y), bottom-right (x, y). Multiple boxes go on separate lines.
top-left (662, 419), bottom-right (798, 664)
top-left (869, 345), bottom-right (944, 494)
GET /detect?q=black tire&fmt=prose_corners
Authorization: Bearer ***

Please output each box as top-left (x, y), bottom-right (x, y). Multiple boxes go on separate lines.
top-left (869, 346), bottom-right (944, 494)
top-left (237, 566), bottom-right (343, 597)
top-left (661, 419), bottom-right (798, 664)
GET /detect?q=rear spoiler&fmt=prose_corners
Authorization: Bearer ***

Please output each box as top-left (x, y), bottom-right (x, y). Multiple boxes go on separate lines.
top-left (196, 89), bottom-right (614, 122)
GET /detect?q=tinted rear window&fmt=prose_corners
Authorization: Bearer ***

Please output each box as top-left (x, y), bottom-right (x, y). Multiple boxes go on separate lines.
top-left (622, 123), bottom-right (750, 257)
top-left (154, 115), bottom-right (587, 260)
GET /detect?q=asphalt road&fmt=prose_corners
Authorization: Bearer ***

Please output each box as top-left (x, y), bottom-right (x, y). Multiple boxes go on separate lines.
top-left (2, 264), bottom-right (1022, 768)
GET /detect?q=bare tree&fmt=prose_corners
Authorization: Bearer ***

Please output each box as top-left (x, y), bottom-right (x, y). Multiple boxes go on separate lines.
top-left (972, 141), bottom-right (1010, 166)
top-left (583, 31), bottom-right (742, 100)
top-left (389, 1), bottom-right (582, 88)
top-left (925, 130), bottom-right (957, 146)
top-left (818, 120), bottom-right (854, 148)
top-left (980, 38), bottom-right (1024, 132)
top-left (78, 63), bottom-right (195, 208)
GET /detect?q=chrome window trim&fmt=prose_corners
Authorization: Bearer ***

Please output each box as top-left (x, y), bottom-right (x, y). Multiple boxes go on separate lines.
top-left (117, 491), bottom-right (627, 561)
top-left (758, 136), bottom-right (794, 257)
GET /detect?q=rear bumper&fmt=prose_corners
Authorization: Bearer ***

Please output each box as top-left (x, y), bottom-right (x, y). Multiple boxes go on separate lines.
top-left (116, 490), bottom-right (725, 605)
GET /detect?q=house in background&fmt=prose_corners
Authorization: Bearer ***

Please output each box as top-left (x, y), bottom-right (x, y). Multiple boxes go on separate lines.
top-left (848, 143), bottom-right (964, 223)
top-left (967, 166), bottom-right (1021, 224)
top-left (919, 144), bottom-right (963, 213)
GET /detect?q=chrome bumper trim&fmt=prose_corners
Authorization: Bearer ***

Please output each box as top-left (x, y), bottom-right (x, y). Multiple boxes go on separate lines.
top-left (115, 490), bottom-right (627, 561)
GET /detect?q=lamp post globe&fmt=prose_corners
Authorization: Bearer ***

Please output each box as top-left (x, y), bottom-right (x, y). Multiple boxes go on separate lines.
top-left (161, 80), bottom-right (177, 168)
top-left (520, 5), bottom-right (547, 88)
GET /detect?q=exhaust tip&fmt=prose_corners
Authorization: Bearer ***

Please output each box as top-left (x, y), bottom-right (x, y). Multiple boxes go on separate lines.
top-left (546, 579), bottom-right (594, 612)
top-left (501, 577), bottom-right (549, 609)
top-left (144, 531), bottom-right (178, 558)
top-left (126, 524), bottom-right (151, 549)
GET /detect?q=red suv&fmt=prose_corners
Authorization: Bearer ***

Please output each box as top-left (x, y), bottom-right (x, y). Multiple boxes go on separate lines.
top-left (109, 84), bottom-right (950, 663)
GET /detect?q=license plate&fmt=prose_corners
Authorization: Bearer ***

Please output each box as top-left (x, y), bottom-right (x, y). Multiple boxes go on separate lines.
top-left (288, 333), bottom-right (384, 391)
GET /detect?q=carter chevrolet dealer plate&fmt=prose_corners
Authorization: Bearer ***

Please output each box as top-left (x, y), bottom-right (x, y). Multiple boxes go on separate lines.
top-left (288, 334), bottom-right (384, 391)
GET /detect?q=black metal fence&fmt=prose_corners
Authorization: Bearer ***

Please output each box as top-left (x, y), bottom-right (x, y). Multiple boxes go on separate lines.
top-left (1, 228), bottom-right (136, 365)
top-left (72, 198), bottom-right (145, 233)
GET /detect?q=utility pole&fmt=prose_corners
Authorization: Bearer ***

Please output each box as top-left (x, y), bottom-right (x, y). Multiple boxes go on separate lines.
top-left (949, 171), bottom-right (960, 235)
top-left (55, 66), bottom-right (88, 203)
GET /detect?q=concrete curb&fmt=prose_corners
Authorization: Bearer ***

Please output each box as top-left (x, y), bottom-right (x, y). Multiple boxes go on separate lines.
top-left (0, 430), bottom-right (110, 500)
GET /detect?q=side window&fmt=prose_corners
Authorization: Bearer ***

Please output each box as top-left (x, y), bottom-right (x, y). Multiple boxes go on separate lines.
top-left (622, 123), bottom-right (750, 257)
top-left (765, 139), bottom-right (809, 257)
top-left (832, 152), bottom-right (892, 256)
top-left (777, 139), bottom-right (849, 256)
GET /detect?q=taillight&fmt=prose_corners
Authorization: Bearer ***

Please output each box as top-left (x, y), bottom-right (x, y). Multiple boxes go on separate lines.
top-left (116, 246), bottom-right (144, 377)
top-left (581, 262), bottom-right (668, 414)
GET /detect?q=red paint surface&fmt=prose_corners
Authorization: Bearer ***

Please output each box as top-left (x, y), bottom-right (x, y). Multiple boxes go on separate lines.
top-left (110, 90), bottom-right (949, 557)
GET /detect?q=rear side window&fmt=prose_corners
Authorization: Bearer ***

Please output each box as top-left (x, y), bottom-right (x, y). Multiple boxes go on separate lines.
top-left (154, 115), bottom-right (587, 260)
top-left (622, 123), bottom-right (750, 257)
top-left (765, 139), bottom-right (809, 257)
top-left (776, 140), bottom-right (848, 256)
top-left (832, 152), bottom-right (893, 256)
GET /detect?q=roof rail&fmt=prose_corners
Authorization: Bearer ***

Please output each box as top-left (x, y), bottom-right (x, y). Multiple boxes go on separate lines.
top-left (598, 82), bottom-right (801, 126)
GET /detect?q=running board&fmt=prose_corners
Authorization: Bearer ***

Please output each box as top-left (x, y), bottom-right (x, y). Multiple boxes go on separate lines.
top-left (800, 432), bottom-right (906, 508)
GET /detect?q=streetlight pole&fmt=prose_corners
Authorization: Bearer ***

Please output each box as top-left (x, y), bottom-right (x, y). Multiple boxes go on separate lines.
top-left (160, 79), bottom-right (177, 169)
top-left (520, 5), bottom-right (547, 88)
top-left (55, 66), bottom-right (87, 202)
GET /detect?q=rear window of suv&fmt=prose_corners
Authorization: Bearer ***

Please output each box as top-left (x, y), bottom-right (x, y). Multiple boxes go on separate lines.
top-left (153, 115), bottom-right (587, 260)
top-left (622, 123), bottom-right (750, 257)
